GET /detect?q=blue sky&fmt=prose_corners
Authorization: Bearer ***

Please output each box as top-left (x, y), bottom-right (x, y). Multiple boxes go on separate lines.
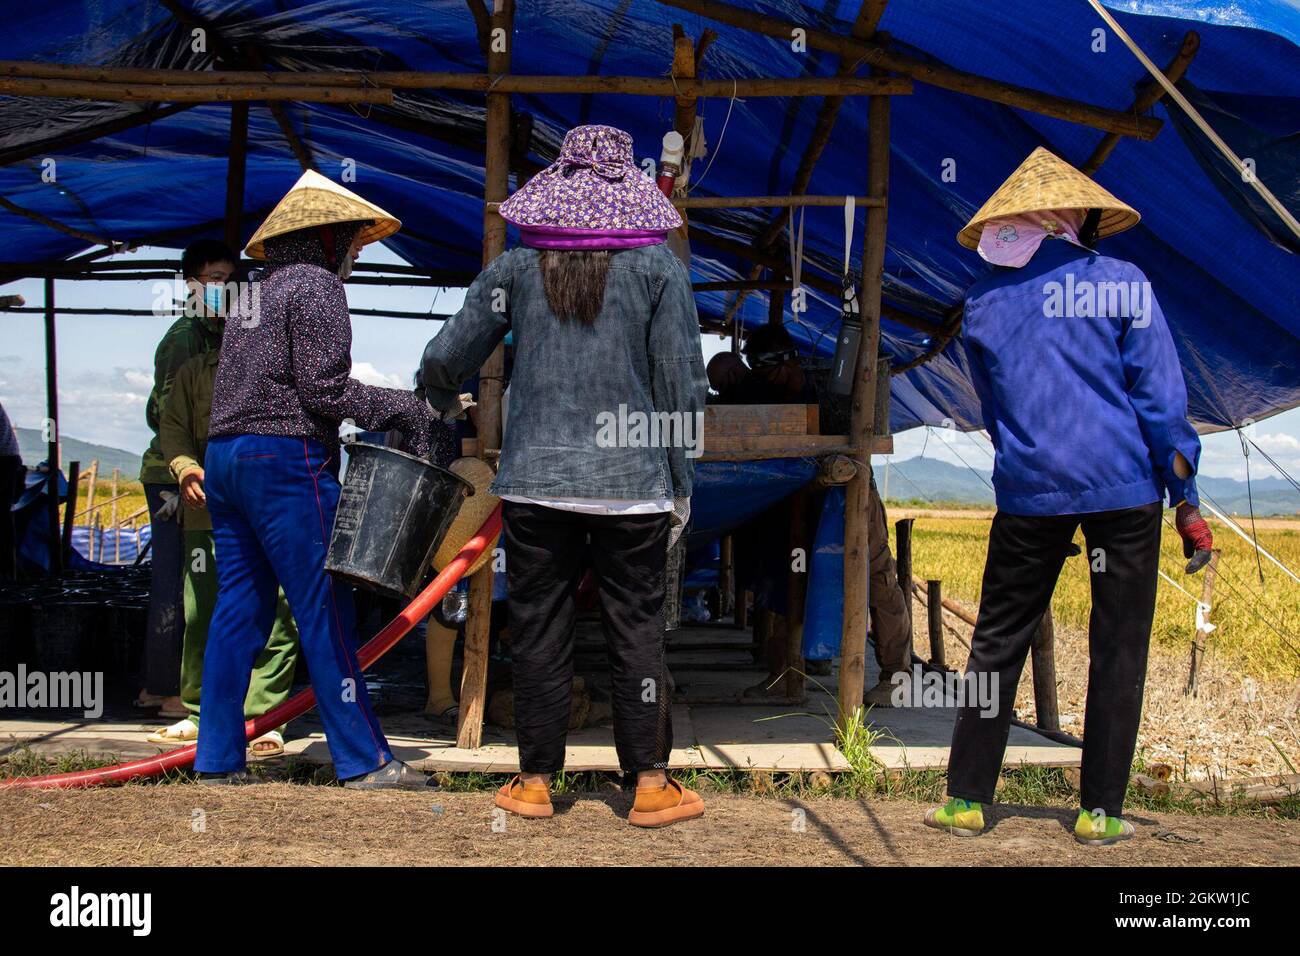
top-left (3, 242), bottom-right (1298, 485)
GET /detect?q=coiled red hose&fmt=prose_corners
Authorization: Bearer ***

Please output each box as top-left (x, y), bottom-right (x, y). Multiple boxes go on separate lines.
top-left (1, 506), bottom-right (503, 790)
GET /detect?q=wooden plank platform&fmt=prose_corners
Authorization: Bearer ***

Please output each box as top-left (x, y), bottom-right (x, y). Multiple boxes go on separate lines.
top-left (0, 627), bottom-right (1077, 774)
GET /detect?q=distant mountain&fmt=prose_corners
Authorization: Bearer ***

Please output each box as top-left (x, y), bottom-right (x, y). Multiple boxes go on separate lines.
top-left (878, 455), bottom-right (1300, 516)
top-left (16, 428), bottom-right (141, 479)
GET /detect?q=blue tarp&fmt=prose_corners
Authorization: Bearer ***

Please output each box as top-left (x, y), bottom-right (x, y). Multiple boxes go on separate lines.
top-left (1, 1), bottom-right (1297, 435)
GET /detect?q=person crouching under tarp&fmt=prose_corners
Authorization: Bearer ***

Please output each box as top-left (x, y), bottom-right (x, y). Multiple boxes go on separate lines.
top-left (924, 148), bottom-right (1214, 845)
top-left (194, 171), bottom-right (436, 788)
top-left (421, 124), bottom-right (709, 827)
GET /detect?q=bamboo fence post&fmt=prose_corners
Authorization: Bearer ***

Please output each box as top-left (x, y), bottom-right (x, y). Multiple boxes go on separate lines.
top-left (110, 467), bottom-right (120, 564)
top-left (83, 459), bottom-right (99, 515)
top-left (458, 0), bottom-right (514, 751)
top-left (1030, 604), bottom-right (1060, 731)
top-left (1185, 549), bottom-right (1220, 697)
top-left (926, 579), bottom-right (946, 667)
top-left (837, 92), bottom-right (889, 726)
top-left (62, 460), bottom-right (80, 564)
top-left (894, 517), bottom-right (914, 635)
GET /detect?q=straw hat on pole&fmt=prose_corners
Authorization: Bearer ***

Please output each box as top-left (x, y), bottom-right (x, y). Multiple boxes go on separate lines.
top-left (957, 147), bottom-right (1139, 250)
top-left (433, 457), bottom-right (501, 578)
top-left (245, 169), bottom-right (401, 259)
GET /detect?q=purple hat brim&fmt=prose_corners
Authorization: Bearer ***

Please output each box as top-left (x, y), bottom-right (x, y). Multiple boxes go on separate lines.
top-left (500, 163), bottom-right (683, 234)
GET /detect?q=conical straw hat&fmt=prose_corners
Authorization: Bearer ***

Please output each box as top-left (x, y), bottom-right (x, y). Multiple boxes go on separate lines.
top-left (245, 169), bottom-right (401, 259)
top-left (957, 147), bottom-right (1139, 250)
top-left (433, 457), bottom-right (501, 578)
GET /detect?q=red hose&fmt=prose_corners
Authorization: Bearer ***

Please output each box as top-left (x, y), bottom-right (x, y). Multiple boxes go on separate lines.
top-left (1, 506), bottom-right (503, 790)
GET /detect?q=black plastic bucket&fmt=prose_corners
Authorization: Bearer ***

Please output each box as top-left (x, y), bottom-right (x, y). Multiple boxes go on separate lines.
top-left (326, 443), bottom-right (475, 599)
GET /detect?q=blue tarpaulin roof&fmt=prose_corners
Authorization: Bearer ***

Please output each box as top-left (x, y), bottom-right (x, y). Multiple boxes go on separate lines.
top-left (2, 1), bottom-right (1297, 435)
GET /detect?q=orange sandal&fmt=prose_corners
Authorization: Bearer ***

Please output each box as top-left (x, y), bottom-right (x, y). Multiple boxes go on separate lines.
top-left (628, 778), bottom-right (705, 828)
top-left (494, 775), bottom-right (554, 818)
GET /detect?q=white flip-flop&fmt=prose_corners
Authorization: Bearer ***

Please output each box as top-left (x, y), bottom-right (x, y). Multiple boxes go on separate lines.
top-left (248, 729), bottom-right (285, 757)
top-left (147, 718), bottom-right (198, 745)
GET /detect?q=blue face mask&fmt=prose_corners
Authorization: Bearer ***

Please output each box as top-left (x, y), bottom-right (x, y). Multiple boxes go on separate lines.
top-left (203, 283), bottom-right (224, 315)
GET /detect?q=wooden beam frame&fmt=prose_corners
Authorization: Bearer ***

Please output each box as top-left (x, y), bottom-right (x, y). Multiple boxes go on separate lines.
top-left (837, 91), bottom-right (890, 726)
top-left (0, 65), bottom-right (910, 100)
top-left (457, 0), bottom-right (514, 752)
top-left (653, 0), bottom-right (1163, 138)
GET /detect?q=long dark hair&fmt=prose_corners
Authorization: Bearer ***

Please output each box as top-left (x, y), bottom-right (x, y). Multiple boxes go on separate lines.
top-left (539, 249), bottom-right (611, 324)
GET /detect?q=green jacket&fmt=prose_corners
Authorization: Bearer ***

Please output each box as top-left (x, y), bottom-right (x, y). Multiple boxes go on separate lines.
top-left (139, 310), bottom-right (222, 484)
top-left (159, 349), bottom-right (218, 531)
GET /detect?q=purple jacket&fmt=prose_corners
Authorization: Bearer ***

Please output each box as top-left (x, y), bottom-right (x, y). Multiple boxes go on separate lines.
top-left (209, 227), bottom-right (432, 457)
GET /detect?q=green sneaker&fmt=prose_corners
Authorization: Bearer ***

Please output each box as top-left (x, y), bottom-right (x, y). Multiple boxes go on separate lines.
top-left (924, 798), bottom-right (984, 836)
top-left (1074, 809), bottom-right (1135, 846)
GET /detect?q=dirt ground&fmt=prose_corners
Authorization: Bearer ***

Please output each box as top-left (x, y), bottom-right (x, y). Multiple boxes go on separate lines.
top-left (2, 783), bottom-right (1297, 867)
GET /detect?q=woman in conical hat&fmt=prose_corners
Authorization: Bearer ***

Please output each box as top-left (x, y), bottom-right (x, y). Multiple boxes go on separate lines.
top-left (194, 170), bottom-right (436, 790)
top-left (925, 148), bottom-right (1212, 844)
top-left (420, 123), bottom-right (708, 827)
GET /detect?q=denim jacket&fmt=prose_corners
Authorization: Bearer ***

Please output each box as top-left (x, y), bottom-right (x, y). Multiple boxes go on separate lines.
top-left (421, 244), bottom-right (707, 500)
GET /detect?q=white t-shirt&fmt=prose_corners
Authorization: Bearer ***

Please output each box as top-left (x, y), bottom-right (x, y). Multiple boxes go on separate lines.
top-left (499, 495), bottom-right (673, 515)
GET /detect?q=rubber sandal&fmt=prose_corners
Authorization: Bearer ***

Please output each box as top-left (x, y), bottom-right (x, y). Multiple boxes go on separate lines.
top-left (147, 718), bottom-right (198, 745)
top-left (628, 778), bottom-right (705, 828)
top-left (494, 774), bottom-right (554, 818)
top-left (248, 729), bottom-right (285, 757)
top-left (342, 759), bottom-right (436, 791)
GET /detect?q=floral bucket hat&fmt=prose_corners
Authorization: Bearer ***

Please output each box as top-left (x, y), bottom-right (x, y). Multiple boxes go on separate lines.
top-left (499, 124), bottom-right (682, 250)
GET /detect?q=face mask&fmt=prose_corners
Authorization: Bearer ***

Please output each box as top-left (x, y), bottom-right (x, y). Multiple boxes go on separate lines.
top-left (338, 255), bottom-right (354, 280)
top-left (203, 283), bottom-right (224, 315)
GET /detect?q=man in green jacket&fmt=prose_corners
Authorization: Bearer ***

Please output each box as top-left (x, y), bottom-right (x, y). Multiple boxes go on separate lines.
top-left (137, 239), bottom-right (234, 716)
top-left (154, 347), bottom-right (300, 754)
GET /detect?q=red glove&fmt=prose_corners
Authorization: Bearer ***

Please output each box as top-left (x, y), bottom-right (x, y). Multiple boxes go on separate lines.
top-left (1175, 502), bottom-right (1213, 573)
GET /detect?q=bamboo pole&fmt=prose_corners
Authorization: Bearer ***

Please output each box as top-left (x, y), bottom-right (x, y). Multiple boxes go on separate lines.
top-left (837, 92), bottom-right (889, 725)
top-left (894, 517), bottom-right (914, 634)
top-left (926, 579), bottom-right (946, 667)
top-left (486, 195), bottom-right (883, 211)
top-left (719, 535), bottom-right (735, 619)
top-left (1081, 31), bottom-right (1199, 176)
top-left (0, 65), bottom-right (910, 99)
top-left (1185, 549), bottom-right (1220, 697)
top-left (43, 276), bottom-right (60, 577)
top-left (458, 0), bottom-right (514, 752)
top-left (110, 467), bottom-right (120, 565)
top-left (1030, 605), bottom-right (1059, 731)
top-left (224, 102), bottom-right (249, 251)
top-left (653, 0), bottom-right (1163, 139)
top-left (62, 461), bottom-right (80, 564)
top-left (723, 0), bottom-right (886, 325)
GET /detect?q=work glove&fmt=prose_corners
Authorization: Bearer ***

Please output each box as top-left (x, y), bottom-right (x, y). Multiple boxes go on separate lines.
top-left (1175, 502), bottom-right (1214, 573)
top-left (156, 490), bottom-right (180, 522)
top-left (426, 392), bottom-right (476, 423)
top-left (668, 497), bottom-right (691, 549)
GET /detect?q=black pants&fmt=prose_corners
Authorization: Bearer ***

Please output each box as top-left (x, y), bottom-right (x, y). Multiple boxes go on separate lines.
top-left (143, 482), bottom-right (185, 696)
top-left (504, 501), bottom-right (672, 775)
top-left (947, 502), bottom-right (1161, 817)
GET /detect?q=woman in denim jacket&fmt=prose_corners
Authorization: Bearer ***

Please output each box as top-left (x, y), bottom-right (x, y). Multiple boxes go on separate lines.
top-left (421, 124), bottom-right (708, 827)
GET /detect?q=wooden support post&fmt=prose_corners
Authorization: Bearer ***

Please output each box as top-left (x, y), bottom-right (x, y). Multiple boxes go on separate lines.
top-left (926, 579), bottom-right (946, 668)
top-left (110, 467), bottom-right (120, 564)
top-left (1185, 549), bottom-right (1220, 697)
top-left (719, 534), bottom-right (735, 619)
top-left (836, 93), bottom-right (889, 726)
top-left (736, 588), bottom-right (750, 629)
top-left (224, 102), bottom-right (249, 251)
top-left (1030, 605), bottom-right (1060, 731)
top-left (62, 460), bottom-right (80, 564)
top-left (895, 517), bottom-right (914, 634)
top-left (785, 488), bottom-right (811, 700)
top-left (43, 276), bottom-right (60, 577)
top-left (458, 0), bottom-right (514, 751)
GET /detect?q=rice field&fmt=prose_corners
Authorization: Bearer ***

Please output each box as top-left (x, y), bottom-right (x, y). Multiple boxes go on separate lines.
top-left (901, 513), bottom-right (1300, 681)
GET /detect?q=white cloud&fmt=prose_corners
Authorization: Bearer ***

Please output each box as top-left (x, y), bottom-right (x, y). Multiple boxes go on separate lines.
top-left (351, 361), bottom-right (406, 389)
